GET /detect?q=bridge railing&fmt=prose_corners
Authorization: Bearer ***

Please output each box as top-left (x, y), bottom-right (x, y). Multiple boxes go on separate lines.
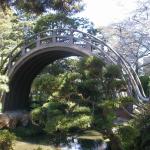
top-left (2, 28), bottom-right (149, 102)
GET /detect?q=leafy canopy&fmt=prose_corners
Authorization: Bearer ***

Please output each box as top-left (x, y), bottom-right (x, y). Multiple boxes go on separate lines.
top-left (0, 0), bottom-right (84, 15)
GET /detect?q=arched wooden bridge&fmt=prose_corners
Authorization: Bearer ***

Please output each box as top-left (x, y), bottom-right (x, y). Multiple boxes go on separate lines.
top-left (2, 29), bottom-right (149, 111)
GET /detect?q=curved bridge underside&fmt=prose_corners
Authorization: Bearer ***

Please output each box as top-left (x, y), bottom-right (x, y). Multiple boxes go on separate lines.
top-left (2, 29), bottom-right (149, 111)
top-left (3, 46), bottom-right (90, 111)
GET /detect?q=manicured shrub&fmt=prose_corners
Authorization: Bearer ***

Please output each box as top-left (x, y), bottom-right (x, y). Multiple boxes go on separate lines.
top-left (0, 130), bottom-right (16, 150)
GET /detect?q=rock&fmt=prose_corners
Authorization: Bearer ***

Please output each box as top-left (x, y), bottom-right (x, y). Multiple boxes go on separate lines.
top-left (0, 111), bottom-right (30, 129)
top-left (0, 113), bottom-right (10, 128)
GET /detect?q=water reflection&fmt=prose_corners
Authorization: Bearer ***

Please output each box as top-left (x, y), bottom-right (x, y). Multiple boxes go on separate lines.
top-left (56, 136), bottom-right (108, 150)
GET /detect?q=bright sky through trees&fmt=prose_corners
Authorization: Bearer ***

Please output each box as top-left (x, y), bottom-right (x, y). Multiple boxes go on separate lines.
top-left (79, 0), bottom-right (138, 26)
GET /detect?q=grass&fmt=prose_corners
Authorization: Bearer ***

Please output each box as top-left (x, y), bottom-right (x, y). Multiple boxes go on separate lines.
top-left (14, 140), bottom-right (55, 150)
top-left (13, 133), bottom-right (62, 150)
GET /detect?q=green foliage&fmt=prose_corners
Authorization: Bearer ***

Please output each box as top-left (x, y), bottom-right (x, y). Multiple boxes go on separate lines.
top-left (0, 1), bottom-right (149, 149)
top-left (56, 115), bottom-right (92, 132)
top-left (94, 100), bottom-right (118, 130)
top-left (34, 13), bottom-right (77, 32)
top-left (0, 130), bottom-right (16, 150)
top-left (33, 13), bottom-right (98, 35)
top-left (117, 125), bottom-right (138, 150)
top-left (0, 75), bottom-right (9, 92)
top-left (140, 75), bottom-right (150, 97)
top-left (31, 74), bottom-right (58, 103)
top-left (31, 58), bottom-right (81, 105)
top-left (11, 125), bottom-right (43, 138)
top-left (31, 56), bottom-right (125, 137)
top-left (43, 101), bottom-right (68, 118)
top-left (79, 56), bottom-right (105, 77)
top-left (30, 56), bottom-right (128, 150)
top-left (31, 100), bottom-right (92, 134)
top-left (1, 0), bottom-right (84, 15)
top-left (73, 106), bottom-right (91, 115)
top-left (133, 104), bottom-right (150, 150)
top-left (105, 65), bottom-right (122, 79)
top-left (77, 57), bottom-right (125, 101)
top-left (116, 104), bottom-right (150, 150)
top-left (0, 10), bottom-right (35, 73)
top-left (31, 107), bottom-right (46, 126)
top-left (0, 75), bottom-right (9, 111)
top-left (118, 96), bottom-right (135, 107)
top-left (42, 58), bottom-right (77, 76)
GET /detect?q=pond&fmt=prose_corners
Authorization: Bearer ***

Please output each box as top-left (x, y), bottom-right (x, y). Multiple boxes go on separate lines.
top-left (56, 136), bottom-right (108, 150)
top-left (15, 130), bottom-right (109, 150)
top-left (14, 130), bottom-right (110, 150)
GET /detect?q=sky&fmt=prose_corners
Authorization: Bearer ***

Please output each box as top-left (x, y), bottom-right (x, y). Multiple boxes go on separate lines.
top-left (78, 0), bottom-right (138, 27)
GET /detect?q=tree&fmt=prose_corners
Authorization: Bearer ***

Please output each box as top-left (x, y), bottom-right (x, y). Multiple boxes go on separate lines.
top-left (0, 10), bottom-right (19, 99)
top-left (33, 13), bottom-right (98, 35)
top-left (31, 56), bottom-right (126, 150)
top-left (0, 9), bottom-right (35, 105)
top-left (0, 9), bottom-right (35, 73)
top-left (102, 0), bottom-right (150, 74)
top-left (0, 75), bottom-right (9, 93)
top-left (0, 0), bottom-right (84, 15)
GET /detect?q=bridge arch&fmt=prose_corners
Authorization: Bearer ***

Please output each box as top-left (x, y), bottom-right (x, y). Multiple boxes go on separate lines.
top-left (2, 29), bottom-right (149, 112)
top-left (3, 45), bottom-right (92, 111)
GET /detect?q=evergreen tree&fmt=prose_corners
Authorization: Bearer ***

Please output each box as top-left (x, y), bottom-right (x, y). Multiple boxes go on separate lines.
top-left (0, 0), bottom-right (84, 15)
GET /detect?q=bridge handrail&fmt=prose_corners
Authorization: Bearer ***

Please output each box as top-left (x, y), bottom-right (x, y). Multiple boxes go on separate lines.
top-left (72, 29), bottom-right (147, 100)
top-left (82, 31), bottom-right (147, 99)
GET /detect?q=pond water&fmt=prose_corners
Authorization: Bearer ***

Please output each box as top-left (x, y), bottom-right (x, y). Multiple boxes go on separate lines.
top-left (57, 136), bottom-right (108, 150)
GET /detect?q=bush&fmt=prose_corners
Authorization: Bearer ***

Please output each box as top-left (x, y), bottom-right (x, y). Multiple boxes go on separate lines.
top-left (133, 104), bottom-right (150, 150)
top-left (140, 75), bottom-right (150, 97)
top-left (0, 75), bottom-right (9, 93)
top-left (31, 107), bottom-right (46, 126)
top-left (117, 125), bottom-right (138, 150)
top-left (55, 114), bottom-right (92, 133)
top-left (11, 125), bottom-right (44, 138)
top-left (0, 130), bottom-right (16, 150)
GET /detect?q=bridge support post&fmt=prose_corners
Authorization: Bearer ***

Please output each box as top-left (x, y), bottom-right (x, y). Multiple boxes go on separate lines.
top-left (69, 30), bottom-right (74, 44)
top-left (84, 38), bottom-right (92, 51)
top-left (69, 36), bottom-right (73, 44)
top-left (148, 83), bottom-right (150, 101)
top-left (21, 45), bottom-right (26, 56)
top-left (8, 55), bottom-right (12, 71)
top-left (52, 31), bottom-right (56, 43)
top-left (36, 34), bottom-right (41, 47)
